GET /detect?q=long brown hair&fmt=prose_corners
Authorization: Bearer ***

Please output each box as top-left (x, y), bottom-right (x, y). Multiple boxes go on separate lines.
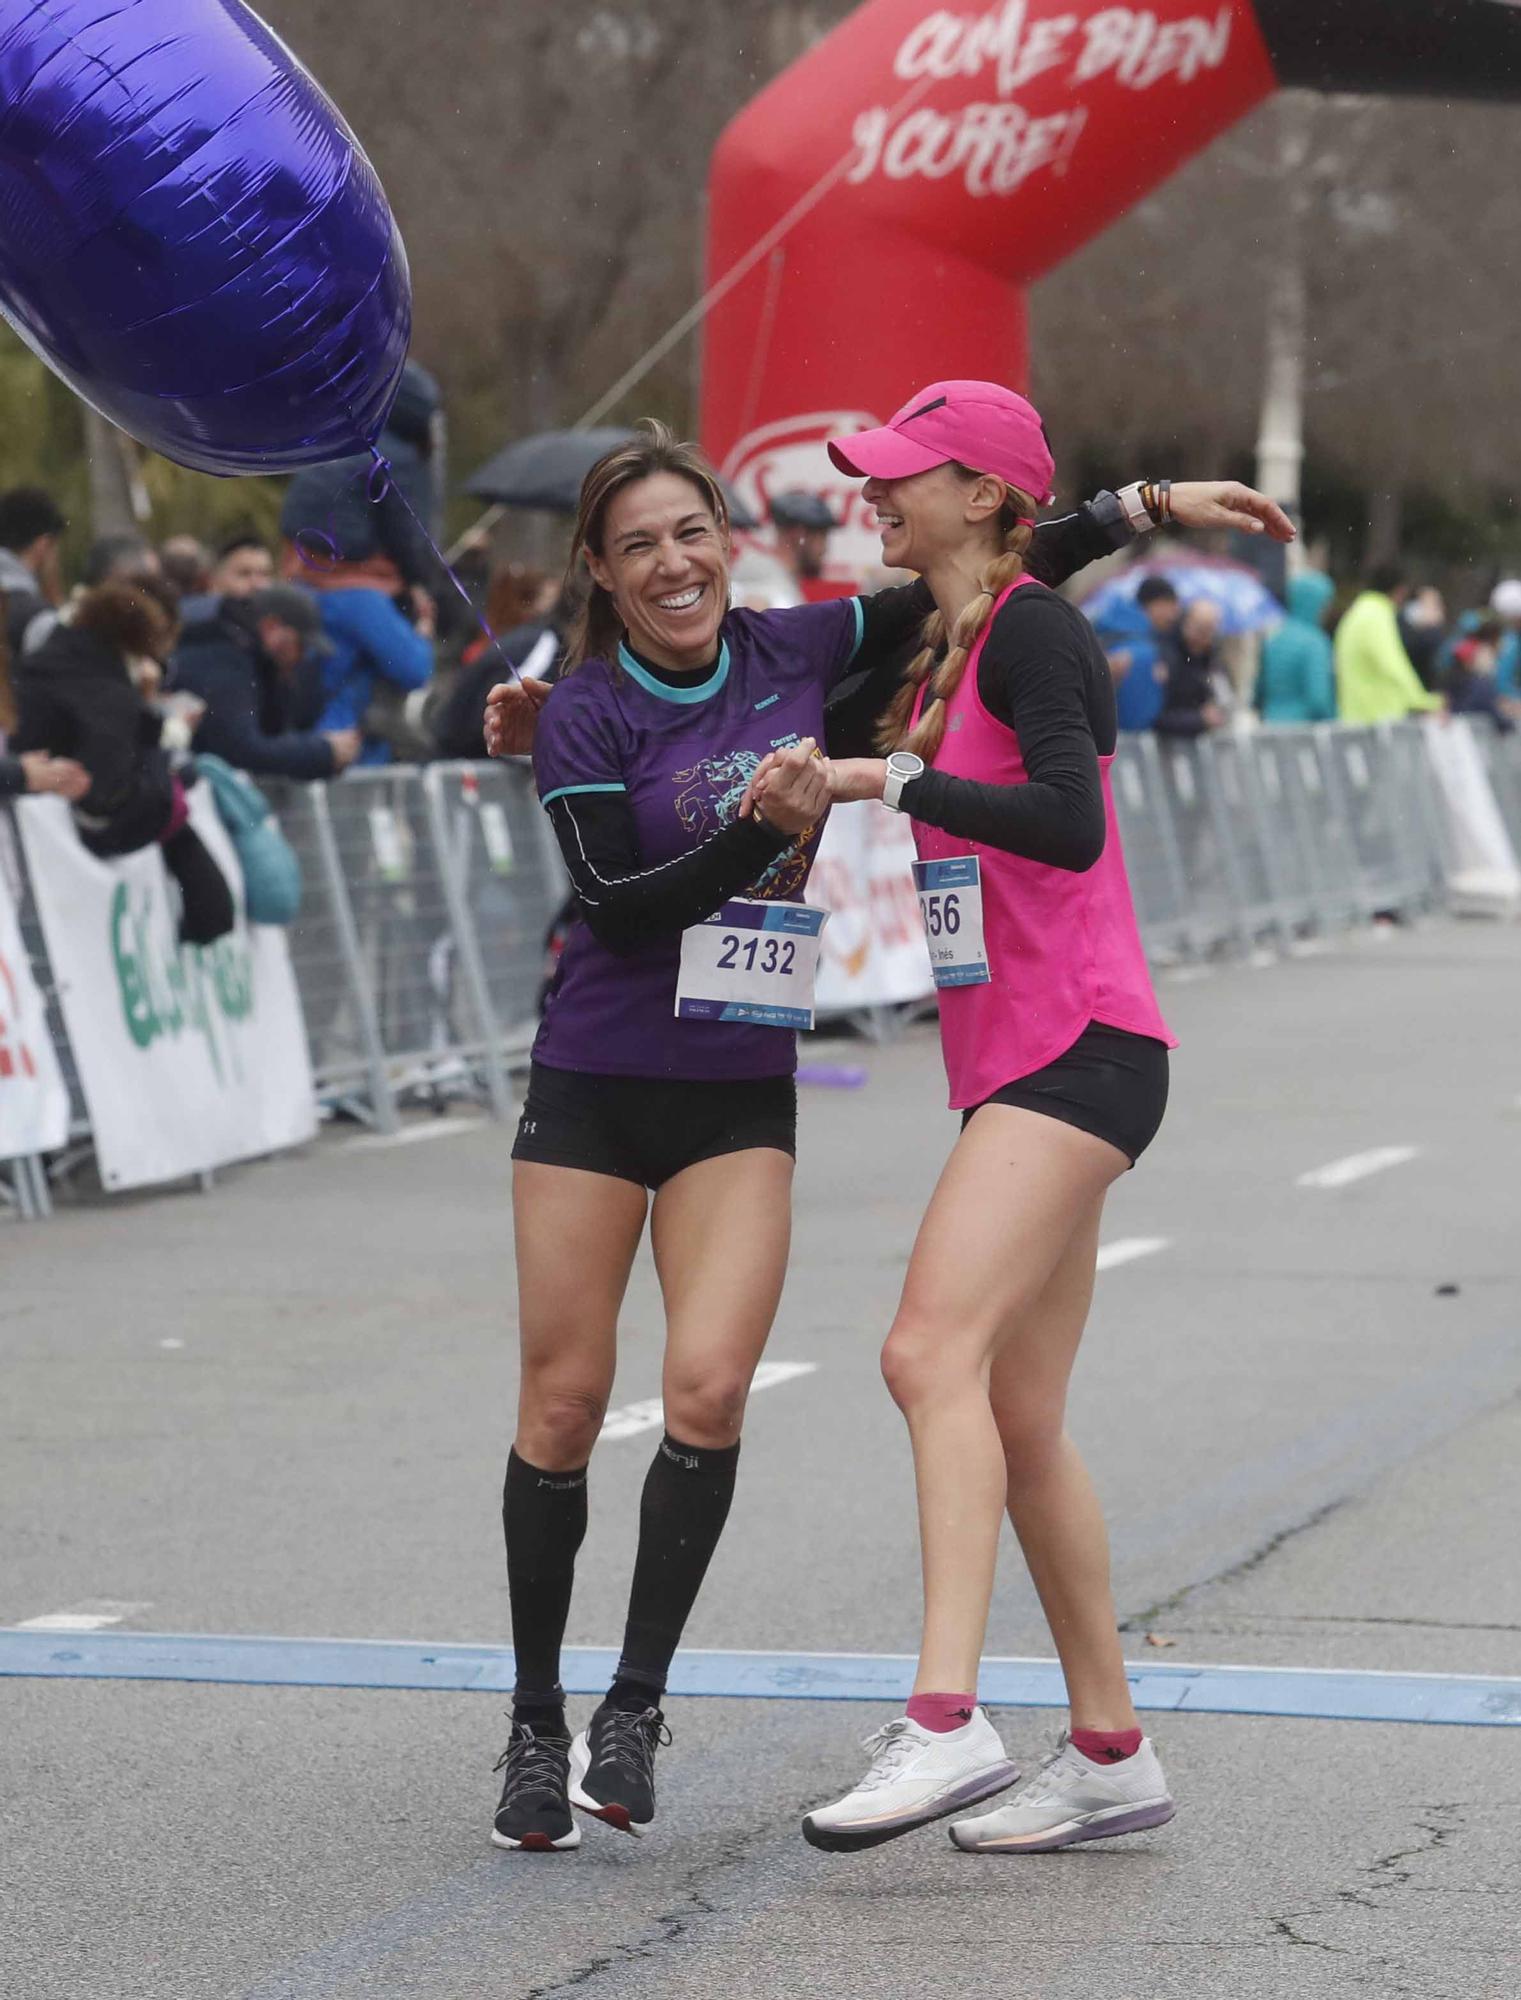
top-left (561, 421), bottom-right (730, 673)
top-left (876, 469), bottom-right (1037, 761)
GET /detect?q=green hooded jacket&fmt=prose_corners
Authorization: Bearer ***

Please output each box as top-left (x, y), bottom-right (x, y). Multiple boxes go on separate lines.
top-left (1256, 572), bottom-right (1337, 724)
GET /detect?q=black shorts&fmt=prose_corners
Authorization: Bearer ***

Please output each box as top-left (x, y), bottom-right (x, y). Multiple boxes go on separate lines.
top-left (962, 1023), bottom-right (1170, 1166)
top-left (511, 1061), bottom-right (797, 1190)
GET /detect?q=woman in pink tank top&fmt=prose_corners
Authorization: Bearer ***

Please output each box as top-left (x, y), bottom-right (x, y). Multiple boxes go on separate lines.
top-left (748, 382), bottom-right (1293, 1858)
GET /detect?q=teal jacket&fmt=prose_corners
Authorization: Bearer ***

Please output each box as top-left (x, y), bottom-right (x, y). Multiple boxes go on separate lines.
top-left (1256, 572), bottom-right (1337, 724)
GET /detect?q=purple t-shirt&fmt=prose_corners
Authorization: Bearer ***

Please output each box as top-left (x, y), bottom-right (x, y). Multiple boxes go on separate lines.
top-left (531, 598), bottom-right (865, 1080)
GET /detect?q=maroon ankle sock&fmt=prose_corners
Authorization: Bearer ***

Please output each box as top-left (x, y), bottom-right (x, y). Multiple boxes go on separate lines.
top-left (1070, 1725), bottom-right (1143, 1765)
top-left (906, 1692), bottom-right (978, 1734)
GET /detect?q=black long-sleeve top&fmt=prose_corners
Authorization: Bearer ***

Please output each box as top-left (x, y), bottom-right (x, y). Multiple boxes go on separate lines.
top-left (547, 496), bottom-right (1133, 951)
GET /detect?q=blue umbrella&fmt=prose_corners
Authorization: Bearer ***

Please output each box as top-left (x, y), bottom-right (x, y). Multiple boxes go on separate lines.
top-left (1080, 559), bottom-right (1284, 637)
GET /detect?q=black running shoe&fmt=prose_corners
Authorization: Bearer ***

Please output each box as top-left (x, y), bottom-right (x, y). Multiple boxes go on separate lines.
top-left (491, 1723), bottom-right (579, 1852)
top-left (568, 1703), bottom-right (671, 1836)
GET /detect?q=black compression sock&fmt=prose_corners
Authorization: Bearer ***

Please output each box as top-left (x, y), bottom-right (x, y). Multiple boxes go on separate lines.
top-left (511, 1693), bottom-right (569, 1736)
top-left (605, 1674), bottom-right (665, 1715)
top-left (503, 1448), bottom-right (588, 1712)
top-left (615, 1432), bottom-right (741, 1696)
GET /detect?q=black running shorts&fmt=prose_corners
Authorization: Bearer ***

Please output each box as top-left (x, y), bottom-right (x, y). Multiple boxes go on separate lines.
top-left (511, 1061), bottom-right (798, 1190)
top-left (962, 1022), bottom-right (1170, 1166)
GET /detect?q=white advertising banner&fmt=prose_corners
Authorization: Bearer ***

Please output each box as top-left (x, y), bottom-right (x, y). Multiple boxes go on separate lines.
top-left (1424, 718), bottom-right (1521, 915)
top-left (16, 787), bottom-right (316, 1189)
top-left (805, 800), bottom-right (935, 1012)
top-left (0, 825), bottom-right (70, 1161)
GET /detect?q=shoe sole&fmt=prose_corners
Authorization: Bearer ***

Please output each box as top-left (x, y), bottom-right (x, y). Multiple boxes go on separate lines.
top-left (490, 1825), bottom-right (581, 1853)
top-left (950, 1795), bottom-right (1176, 1854)
top-left (567, 1730), bottom-right (648, 1839)
top-left (802, 1760), bottom-right (1020, 1854)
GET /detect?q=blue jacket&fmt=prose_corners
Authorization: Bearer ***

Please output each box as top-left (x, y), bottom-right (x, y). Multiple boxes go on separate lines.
top-left (173, 604), bottom-right (337, 782)
top-left (1256, 571), bottom-right (1336, 723)
top-left (1094, 599), bottom-right (1166, 732)
top-left (314, 587), bottom-right (434, 762)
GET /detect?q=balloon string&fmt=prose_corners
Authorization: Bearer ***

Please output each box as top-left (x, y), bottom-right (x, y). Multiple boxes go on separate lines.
top-left (365, 447), bottom-right (523, 685)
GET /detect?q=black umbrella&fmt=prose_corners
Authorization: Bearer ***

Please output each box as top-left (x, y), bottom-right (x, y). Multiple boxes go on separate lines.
top-left (464, 427), bottom-right (757, 528)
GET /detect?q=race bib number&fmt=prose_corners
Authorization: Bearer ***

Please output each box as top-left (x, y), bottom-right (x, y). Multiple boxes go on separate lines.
top-left (912, 855), bottom-right (989, 988)
top-left (676, 899), bottom-right (829, 1030)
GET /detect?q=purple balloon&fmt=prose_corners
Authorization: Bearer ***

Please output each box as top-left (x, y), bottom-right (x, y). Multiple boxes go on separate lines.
top-left (0, 0), bottom-right (411, 475)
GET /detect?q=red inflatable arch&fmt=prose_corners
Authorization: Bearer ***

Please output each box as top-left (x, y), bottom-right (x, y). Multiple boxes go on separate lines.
top-left (702, 0), bottom-right (1521, 571)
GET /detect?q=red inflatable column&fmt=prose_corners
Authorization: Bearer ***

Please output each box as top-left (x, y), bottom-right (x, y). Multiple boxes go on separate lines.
top-left (703, 1), bottom-right (1279, 575)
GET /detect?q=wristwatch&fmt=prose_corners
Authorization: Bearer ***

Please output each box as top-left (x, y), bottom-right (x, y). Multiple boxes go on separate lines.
top-left (1116, 479), bottom-right (1172, 534)
top-left (882, 750), bottom-right (926, 812)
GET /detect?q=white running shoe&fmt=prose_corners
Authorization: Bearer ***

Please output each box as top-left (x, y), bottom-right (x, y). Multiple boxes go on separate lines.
top-left (803, 1709), bottom-right (1019, 1853)
top-left (949, 1731), bottom-right (1175, 1853)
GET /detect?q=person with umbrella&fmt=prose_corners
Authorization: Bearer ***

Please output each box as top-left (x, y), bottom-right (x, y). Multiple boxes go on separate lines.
top-left (1094, 575), bottom-right (1179, 733)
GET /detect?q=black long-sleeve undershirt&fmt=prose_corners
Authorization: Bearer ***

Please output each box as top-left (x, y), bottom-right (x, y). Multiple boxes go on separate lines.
top-left (898, 586), bottom-right (1116, 873)
top-left (548, 791), bottom-right (793, 955)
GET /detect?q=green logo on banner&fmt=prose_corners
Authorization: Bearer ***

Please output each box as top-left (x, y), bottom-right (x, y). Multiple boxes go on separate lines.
top-left (110, 884), bottom-right (254, 1085)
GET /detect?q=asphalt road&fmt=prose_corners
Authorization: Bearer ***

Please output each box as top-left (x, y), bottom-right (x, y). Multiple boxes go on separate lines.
top-left (4, 917), bottom-right (1520, 1999)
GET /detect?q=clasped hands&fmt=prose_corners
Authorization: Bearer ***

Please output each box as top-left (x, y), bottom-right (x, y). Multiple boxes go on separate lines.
top-left (738, 745), bottom-right (887, 833)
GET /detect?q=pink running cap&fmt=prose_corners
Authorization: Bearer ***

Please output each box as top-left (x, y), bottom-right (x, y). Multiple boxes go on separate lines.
top-left (828, 380), bottom-right (1055, 505)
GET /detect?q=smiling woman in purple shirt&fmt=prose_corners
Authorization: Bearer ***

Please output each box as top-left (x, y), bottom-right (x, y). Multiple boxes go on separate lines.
top-left (482, 419), bottom-right (1288, 1854)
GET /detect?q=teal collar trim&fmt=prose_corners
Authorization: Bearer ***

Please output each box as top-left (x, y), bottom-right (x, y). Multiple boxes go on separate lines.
top-left (618, 638), bottom-right (730, 705)
top-left (847, 596), bottom-right (865, 665)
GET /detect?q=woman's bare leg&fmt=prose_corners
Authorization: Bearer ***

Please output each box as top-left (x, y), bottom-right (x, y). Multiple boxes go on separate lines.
top-left (650, 1145), bottom-right (794, 1447)
top-left (881, 1107), bottom-right (1126, 1696)
top-left (512, 1160), bottom-right (648, 1469)
top-left (988, 1192), bottom-right (1138, 1732)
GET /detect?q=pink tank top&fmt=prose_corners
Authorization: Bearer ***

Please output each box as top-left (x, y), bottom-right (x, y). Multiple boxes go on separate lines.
top-left (909, 574), bottom-right (1175, 1110)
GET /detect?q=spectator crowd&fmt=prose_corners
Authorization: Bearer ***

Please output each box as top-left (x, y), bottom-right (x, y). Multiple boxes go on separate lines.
top-left (5, 442), bottom-right (1521, 891)
top-left (1092, 556), bottom-right (1521, 741)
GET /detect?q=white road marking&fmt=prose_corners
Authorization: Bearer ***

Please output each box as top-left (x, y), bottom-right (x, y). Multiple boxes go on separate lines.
top-left (599, 1361), bottom-right (817, 1442)
top-left (159, 1338), bottom-right (185, 1351)
top-left (342, 1120), bottom-right (489, 1153)
top-left (1096, 1237), bottom-right (1170, 1272)
top-left (17, 1599), bottom-right (152, 1632)
top-left (1296, 1146), bottom-right (1420, 1190)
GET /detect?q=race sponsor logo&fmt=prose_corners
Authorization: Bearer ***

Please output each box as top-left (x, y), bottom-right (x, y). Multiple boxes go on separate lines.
top-left (111, 882), bottom-right (254, 1084)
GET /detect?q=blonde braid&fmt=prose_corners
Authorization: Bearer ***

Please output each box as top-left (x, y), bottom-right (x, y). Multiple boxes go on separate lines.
top-left (876, 497), bottom-right (1036, 760)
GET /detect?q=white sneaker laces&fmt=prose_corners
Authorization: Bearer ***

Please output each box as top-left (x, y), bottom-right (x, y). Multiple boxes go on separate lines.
top-left (1017, 1738), bottom-right (1083, 1806)
top-left (855, 1719), bottom-right (922, 1792)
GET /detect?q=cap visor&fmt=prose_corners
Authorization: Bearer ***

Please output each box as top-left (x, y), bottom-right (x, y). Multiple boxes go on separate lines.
top-left (827, 427), bottom-right (951, 481)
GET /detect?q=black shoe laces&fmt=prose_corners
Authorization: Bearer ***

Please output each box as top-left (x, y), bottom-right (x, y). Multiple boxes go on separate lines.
top-left (493, 1724), bottom-right (570, 1808)
top-left (592, 1705), bottom-right (672, 1785)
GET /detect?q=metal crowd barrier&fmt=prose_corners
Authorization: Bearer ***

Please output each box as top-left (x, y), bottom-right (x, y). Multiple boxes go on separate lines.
top-left (4, 722), bottom-right (1509, 1218)
top-left (1112, 721), bottom-right (1451, 957)
top-left (270, 760), bottom-right (564, 1129)
top-left (274, 721), bottom-right (1467, 1131)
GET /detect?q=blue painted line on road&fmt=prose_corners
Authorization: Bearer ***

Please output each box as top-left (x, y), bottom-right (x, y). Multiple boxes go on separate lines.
top-left (2, 1630), bottom-right (1519, 1727)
